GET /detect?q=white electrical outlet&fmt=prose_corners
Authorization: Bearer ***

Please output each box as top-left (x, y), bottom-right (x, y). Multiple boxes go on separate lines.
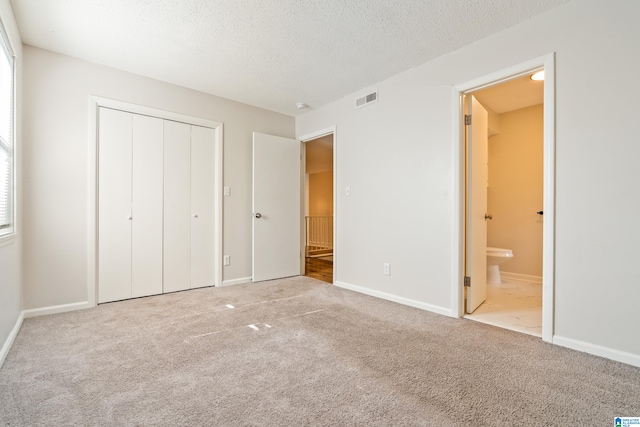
top-left (345, 186), bottom-right (351, 197)
top-left (224, 255), bottom-right (231, 266)
top-left (383, 263), bottom-right (390, 276)
top-left (224, 186), bottom-right (231, 196)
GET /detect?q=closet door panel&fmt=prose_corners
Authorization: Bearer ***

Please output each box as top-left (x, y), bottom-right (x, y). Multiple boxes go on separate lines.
top-left (131, 114), bottom-right (164, 298)
top-left (98, 108), bottom-right (133, 303)
top-left (191, 126), bottom-right (215, 288)
top-left (163, 120), bottom-right (191, 293)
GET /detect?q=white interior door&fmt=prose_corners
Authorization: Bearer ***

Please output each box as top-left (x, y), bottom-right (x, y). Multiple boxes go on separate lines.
top-left (163, 120), bottom-right (191, 293)
top-left (191, 125), bottom-right (216, 288)
top-left (252, 132), bottom-right (301, 282)
top-left (98, 108), bottom-right (132, 303)
top-left (131, 114), bottom-right (163, 298)
top-left (466, 95), bottom-right (489, 313)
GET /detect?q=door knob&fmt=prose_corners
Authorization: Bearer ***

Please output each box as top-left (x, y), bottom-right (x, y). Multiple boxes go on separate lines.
top-left (536, 211), bottom-right (544, 215)
top-left (127, 215), bottom-right (132, 220)
top-left (254, 213), bottom-right (262, 219)
top-left (193, 214), bottom-right (198, 218)
top-left (484, 214), bottom-right (493, 220)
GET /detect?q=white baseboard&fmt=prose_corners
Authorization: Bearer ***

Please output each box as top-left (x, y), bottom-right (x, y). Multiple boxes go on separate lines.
top-left (500, 271), bottom-right (542, 284)
top-left (23, 301), bottom-right (91, 319)
top-left (334, 281), bottom-right (454, 318)
top-left (0, 311), bottom-right (24, 368)
top-left (553, 335), bottom-right (640, 368)
top-left (222, 277), bottom-right (252, 287)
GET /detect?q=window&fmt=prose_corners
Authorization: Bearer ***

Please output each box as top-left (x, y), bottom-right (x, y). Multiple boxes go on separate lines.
top-left (0, 21), bottom-right (14, 238)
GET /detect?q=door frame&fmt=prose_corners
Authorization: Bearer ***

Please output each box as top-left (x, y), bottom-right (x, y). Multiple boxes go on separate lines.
top-left (298, 126), bottom-right (337, 283)
top-left (451, 53), bottom-right (556, 342)
top-left (87, 96), bottom-right (224, 307)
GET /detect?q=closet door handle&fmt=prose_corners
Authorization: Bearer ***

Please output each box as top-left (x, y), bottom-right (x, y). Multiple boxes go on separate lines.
top-left (193, 214), bottom-right (198, 218)
top-left (254, 213), bottom-right (262, 219)
top-left (127, 215), bottom-right (132, 220)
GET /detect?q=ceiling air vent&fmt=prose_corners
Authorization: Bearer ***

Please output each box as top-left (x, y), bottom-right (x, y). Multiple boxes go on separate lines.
top-left (355, 90), bottom-right (378, 109)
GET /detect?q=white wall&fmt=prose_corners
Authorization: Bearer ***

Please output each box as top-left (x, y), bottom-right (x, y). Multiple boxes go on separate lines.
top-left (297, 0), bottom-right (640, 360)
top-left (0, 0), bottom-right (22, 365)
top-left (22, 46), bottom-right (294, 309)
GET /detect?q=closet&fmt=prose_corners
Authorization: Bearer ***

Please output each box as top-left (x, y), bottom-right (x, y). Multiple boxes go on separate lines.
top-left (98, 107), bottom-right (215, 303)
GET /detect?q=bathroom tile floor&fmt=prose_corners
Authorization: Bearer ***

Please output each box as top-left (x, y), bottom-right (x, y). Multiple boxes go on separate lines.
top-left (465, 277), bottom-right (542, 337)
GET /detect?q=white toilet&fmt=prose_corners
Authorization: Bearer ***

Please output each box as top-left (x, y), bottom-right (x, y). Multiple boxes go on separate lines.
top-left (486, 247), bottom-right (514, 285)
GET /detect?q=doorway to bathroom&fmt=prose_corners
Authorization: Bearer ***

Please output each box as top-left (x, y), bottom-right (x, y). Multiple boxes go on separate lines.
top-left (455, 55), bottom-right (555, 341)
top-left (302, 133), bottom-right (334, 283)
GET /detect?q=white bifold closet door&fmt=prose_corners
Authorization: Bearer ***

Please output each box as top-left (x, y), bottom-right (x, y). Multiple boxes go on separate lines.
top-left (163, 120), bottom-right (216, 292)
top-left (190, 125), bottom-right (216, 288)
top-left (98, 108), bottom-right (163, 303)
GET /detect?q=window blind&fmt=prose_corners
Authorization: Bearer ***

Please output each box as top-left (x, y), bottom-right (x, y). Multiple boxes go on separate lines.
top-left (0, 21), bottom-right (14, 235)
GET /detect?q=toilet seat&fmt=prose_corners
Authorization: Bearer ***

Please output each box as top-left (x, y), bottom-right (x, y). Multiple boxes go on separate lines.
top-left (486, 247), bottom-right (513, 284)
top-left (487, 247), bottom-right (513, 258)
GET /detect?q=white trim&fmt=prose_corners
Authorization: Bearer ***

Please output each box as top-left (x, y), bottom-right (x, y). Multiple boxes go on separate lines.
top-left (299, 141), bottom-right (306, 275)
top-left (23, 301), bottom-right (91, 318)
top-left (87, 97), bottom-right (98, 308)
top-left (500, 271), bottom-right (542, 284)
top-left (0, 19), bottom-right (16, 242)
top-left (214, 124), bottom-right (224, 289)
top-left (452, 53), bottom-right (556, 344)
top-left (451, 87), bottom-right (465, 318)
top-left (298, 127), bottom-right (336, 142)
top-left (0, 311), bottom-right (23, 368)
top-left (553, 335), bottom-right (640, 368)
top-left (335, 281), bottom-right (454, 318)
top-left (540, 54), bottom-right (556, 344)
top-left (0, 233), bottom-right (15, 247)
top-left (298, 126), bottom-right (337, 284)
top-left (87, 96), bottom-right (224, 307)
top-left (90, 96), bottom-right (223, 129)
top-left (455, 55), bottom-right (550, 92)
top-left (221, 277), bottom-right (252, 287)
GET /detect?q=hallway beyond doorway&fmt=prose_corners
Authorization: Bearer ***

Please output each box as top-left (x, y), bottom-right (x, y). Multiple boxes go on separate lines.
top-left (304, 257), bottom-right (333, 283)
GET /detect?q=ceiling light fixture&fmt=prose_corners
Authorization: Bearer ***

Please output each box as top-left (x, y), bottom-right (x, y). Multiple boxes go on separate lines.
top-left (530, 70), bottom-right (544, 81)
top-left (296, 102), bottom-right (308, 109)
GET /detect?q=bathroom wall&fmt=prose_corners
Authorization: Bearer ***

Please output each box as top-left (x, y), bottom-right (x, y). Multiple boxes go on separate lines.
top-left (487, 104), bottom-right (543, 279)
top-left (308, 171), bottom-right (333, 217)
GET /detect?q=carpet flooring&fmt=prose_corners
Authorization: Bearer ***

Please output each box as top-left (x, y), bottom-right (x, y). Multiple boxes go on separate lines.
top-left (1, 276), bottom-right (639, 426)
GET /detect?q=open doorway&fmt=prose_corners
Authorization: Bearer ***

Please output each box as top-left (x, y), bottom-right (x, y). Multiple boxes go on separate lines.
top-left (303, 134), bottom-right (334, 283)
top-left (456, 56), bottom-right (555, 339)
top-left (464, 74), bottom-right (544, 336)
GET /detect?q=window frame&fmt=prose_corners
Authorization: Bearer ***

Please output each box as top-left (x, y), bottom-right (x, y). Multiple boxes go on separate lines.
top-left (0, 18), bottom-right (15, 243)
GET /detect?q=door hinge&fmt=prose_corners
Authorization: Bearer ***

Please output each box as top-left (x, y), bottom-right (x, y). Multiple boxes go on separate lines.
top-left (464, 114), bottom-right (472, 125)
top-left (464, 276), bottom-right (471, 287)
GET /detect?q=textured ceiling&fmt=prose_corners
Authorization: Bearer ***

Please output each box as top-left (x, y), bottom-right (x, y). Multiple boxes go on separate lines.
top-left (11, 0), bottom-right (569, 116)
